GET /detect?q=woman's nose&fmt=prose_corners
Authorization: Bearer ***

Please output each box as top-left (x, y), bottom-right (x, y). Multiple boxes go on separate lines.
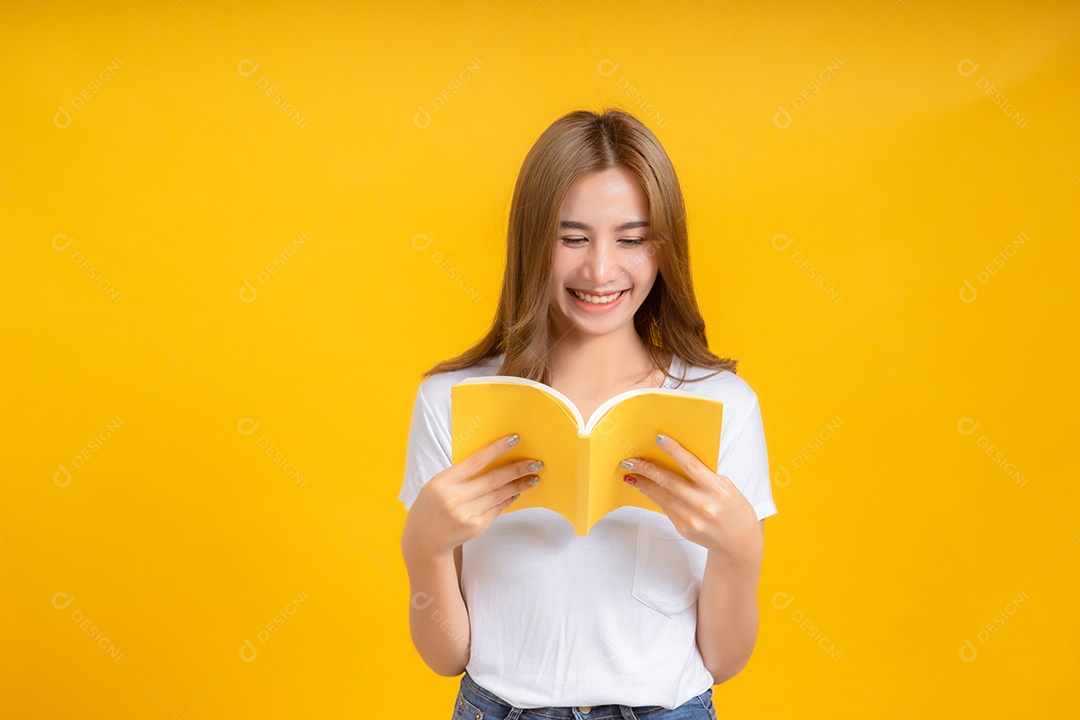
top-left (584, 238), bottom-right (619, 280)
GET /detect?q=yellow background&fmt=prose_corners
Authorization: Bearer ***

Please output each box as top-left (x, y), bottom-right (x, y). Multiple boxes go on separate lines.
top-left (2, 1), bottom-right (1077, 717)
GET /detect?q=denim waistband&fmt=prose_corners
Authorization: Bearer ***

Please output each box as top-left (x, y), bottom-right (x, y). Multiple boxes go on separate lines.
top-left (455, 671), bottom-right (714, 720)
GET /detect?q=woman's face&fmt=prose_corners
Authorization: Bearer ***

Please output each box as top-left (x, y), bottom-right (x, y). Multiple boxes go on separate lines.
top-left (548, 166), bottom-right (659, 341)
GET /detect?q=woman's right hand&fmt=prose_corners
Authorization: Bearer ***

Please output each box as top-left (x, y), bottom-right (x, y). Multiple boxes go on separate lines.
top-left (401, 434), bottom-right (542, 562)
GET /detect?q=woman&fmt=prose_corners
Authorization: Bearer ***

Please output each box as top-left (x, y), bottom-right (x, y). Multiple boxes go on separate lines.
top-left (399, 108), bottom-right (778, 718)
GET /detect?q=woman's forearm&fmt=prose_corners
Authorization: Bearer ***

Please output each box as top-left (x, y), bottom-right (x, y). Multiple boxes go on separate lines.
top-left (403, 543), bottom-right (471, 676)
top-left (695, 542), bottom-right (763, 684)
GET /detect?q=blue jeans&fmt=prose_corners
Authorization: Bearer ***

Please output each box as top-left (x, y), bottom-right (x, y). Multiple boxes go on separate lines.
top-left (453, 671), bottom-right (717, 720)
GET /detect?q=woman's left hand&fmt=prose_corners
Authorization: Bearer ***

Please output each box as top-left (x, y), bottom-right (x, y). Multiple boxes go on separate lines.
top-left (621, 433), bottom-right (762, 566)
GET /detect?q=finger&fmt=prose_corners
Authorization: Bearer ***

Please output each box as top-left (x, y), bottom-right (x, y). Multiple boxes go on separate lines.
top-left (621, 453), bottom-right (705, 507)
top-left (464, 456), bottom-right (543, 501)
top-left (625, 472), bottom-right (688, 527)
top-left (483, 490), bottom-right (521, 525)
top-left (478, 472), bottom-right (540, 513)
top-left (479, 474), bottom-right (540, 525)
top-left (652, 433), bottom-right (716, 490)
top-left (453, 433), bottom-right (524, 483)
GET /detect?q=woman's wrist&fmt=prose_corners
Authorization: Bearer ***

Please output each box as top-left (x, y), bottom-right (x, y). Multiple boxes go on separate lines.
top-left (401, 524), bottom-right (453, 569)
top-left (706, 531), bottom-right (763, 576)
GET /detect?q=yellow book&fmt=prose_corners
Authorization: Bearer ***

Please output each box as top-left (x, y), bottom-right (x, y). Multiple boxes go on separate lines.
top-left (450, 376), bottom-right (724, 536)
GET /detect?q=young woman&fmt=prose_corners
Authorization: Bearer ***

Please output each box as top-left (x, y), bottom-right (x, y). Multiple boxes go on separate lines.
top-left (399, 108), bottom-right (778, 718)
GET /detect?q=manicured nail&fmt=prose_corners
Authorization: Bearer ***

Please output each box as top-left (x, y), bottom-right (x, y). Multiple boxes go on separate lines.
top-left (623, 474), bottom-right (637, 486)
top-left (656, 434), bottom-right (667, 445)
top-left (511, 493), bottom-right (520, 500)
top-left (619, 460), bottom-right (635, 471)
top-left (528, 460), bottom-right (544, 471)
top-left (527, 475), bottom-right (539, 486)
top-left (506, 434), bottom-right (520, 446)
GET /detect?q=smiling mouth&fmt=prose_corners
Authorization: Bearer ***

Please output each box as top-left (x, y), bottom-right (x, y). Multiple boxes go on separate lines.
top-left (568, 288), bottom-right (628, 305)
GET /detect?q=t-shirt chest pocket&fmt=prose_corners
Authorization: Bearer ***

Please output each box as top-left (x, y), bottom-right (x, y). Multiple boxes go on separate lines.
top-left (630, 521), bottom-right (707, 617)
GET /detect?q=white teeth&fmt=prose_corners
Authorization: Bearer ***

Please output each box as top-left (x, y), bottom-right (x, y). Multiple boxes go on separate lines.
top-left (570, 288), bottom-right (625, 305)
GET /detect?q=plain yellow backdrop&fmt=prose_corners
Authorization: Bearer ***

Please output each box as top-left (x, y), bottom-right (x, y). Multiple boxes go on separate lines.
top-left (2, 1), bottom-right (1077, 717)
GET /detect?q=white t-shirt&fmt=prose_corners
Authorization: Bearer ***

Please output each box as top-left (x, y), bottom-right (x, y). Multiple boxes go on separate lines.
top-left (398, 352), bottom-right (778, 709)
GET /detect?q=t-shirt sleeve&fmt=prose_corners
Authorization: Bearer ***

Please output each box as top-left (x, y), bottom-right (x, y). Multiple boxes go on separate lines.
top-left (717, 388), bottom-right (778, 521)
top-left (398, 380), bottom-right (454, 511)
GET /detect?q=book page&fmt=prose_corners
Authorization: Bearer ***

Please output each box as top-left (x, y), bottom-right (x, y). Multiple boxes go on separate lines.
top-left (586, 392), bottom-right (724, 533)
top-left (451, 379), bottom-right (580, 526)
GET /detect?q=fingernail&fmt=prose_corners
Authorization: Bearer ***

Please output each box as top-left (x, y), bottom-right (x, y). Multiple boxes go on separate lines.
top-left (619, 460), bottom-right (635, 471)
top-left (506, 434), bottom-right (520, 446)
top-left (528, 460), bottom-right (544, 471)
top-left (623, 474), bottom-right (637, 486)
top-left (656, 434), bottom-right (667, 445)
top-left (527, 475), bottom-right (539, 486)
top-left (511, 493), bottom-right (520, 500)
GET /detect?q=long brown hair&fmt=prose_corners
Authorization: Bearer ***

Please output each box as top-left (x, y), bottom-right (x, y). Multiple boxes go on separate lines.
top-left (421, 107), bottom-right (738, 385)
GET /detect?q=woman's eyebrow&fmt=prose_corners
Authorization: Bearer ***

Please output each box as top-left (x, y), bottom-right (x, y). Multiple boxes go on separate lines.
top-left (559, 220), bottom-right (650, 231)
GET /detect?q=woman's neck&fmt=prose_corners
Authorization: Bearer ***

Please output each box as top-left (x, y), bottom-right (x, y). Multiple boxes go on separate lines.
top-left (545, 331), bottom-right (668, 394)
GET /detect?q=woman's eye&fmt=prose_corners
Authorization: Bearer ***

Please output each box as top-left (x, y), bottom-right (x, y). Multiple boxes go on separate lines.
top-left (561, 237), bottom-right (644, 246)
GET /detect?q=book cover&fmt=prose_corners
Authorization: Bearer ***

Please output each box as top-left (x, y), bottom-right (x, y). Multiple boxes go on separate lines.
top-left (450, 375), bottom-right (724, 535)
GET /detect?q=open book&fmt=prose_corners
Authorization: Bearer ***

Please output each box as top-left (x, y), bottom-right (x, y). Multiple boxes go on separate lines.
top-left (450, 376), bottom-right (724, 535)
